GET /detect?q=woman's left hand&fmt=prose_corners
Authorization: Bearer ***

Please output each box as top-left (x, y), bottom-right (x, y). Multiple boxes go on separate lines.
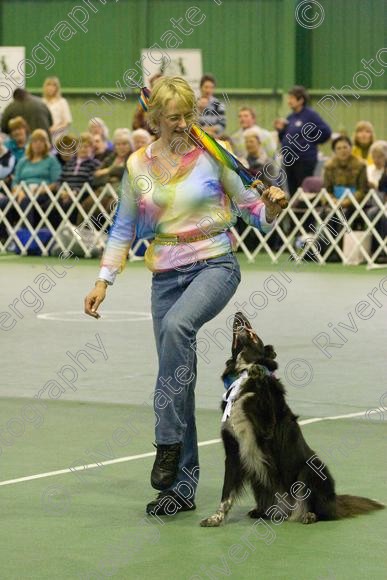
top-left (261, 186), bottom-right (288, 222)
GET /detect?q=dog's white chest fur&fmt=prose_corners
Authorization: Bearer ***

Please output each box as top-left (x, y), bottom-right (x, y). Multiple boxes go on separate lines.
top-left (227, 391), bottom-right (269, 486)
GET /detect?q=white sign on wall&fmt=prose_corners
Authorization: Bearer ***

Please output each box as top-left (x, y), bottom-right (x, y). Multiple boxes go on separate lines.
top-left (140, 49), bottom-right (203, 94)
top-left (0, 46), bottom-right (25, 114)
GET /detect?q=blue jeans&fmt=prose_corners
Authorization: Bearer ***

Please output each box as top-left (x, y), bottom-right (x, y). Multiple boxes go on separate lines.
top-left (151, 252), bottom-right (241, 497)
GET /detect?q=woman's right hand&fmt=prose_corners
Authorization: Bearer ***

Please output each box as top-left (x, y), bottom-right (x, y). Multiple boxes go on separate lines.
top-left (84, 281), bottom-right (107, 319)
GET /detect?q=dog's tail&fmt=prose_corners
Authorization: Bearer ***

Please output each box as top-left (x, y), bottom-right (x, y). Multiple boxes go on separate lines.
top-left (336, 495), bottom-right (385, 518)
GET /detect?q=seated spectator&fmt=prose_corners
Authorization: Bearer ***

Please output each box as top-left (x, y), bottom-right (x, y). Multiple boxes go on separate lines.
top-left (352, 121), bottom-right (375, 165)
top-left (59, 132), bottom-right (100, 192)
top-left (54, 133), bottom-right (79, 167)
top-left (243, 128), bottom-right (269, 172)
top-left (42, 76), bottom-right (72, 139)
top-left (318, 136), bottom-right (368, 261)
top-left (88, 117), bottom-right (113, 151)
top-left (323, 136), bottom-right (368, 208)
top-left (367, 141), bottom-right (387, 189)
top-left (5, 116), bottom-right (29, 164)
top-left (232, 106), bottom-right (277, 161)
top-left (0, 133), bottom-right (16, 187)
top-left (92, 133), bottom-right (111, 163)
top-left (12, 129), bottom-right (61, 226)
top-left (1, 88), bottom-right (52, 135)
top-left (366, 162), bottom-right (387, 263)
top-left (196, 74), bottom-right (226, 137)
top-left (131, 128), bottom-right (152, 151)
top-left (274, 85), bottom-right (331, 196)
top-left (92, 128), bottom-right (133, 191)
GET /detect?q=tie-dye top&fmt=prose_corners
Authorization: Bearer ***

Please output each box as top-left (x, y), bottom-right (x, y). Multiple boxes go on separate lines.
top-left (98, 142), bottom-right (273, 283)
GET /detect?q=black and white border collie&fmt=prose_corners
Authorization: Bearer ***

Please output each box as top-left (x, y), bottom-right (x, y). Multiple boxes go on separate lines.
top-left (200, 312), bottom-right (384, 527)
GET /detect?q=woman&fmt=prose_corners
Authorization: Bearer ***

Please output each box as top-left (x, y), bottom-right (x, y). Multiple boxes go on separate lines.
top-left (352, 121), bottom-right (375, 165)
top-left (83, 77), bottom-right (286, 516)
top-left (12, 129), bottom-right (61, 226)
top-left (5, 116), bottom-right (29, 165)
top-left (88, 117), bottom-right (113, 151)
top-left (367, 140), bottom-right (387, 189)
top-left (92, 128), bottom-right (133, 191)
top-left (131, 128), bottom-right (153, 151)
top-left (42, 77), bottom-right (72, 137)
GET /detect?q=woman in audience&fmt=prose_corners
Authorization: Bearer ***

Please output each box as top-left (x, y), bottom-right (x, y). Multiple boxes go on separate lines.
top-left (196, 73), bottom-right (226, 137)
top-left (88, 117), bottom-right (113, 151)
top-left (131, 128), bottom-right (153, 151)
top-left (92, 128), bottom-right (133, 191)
top-left (367, 140), bottom-right (387, 189)
top-left (352, 121), bottom-right (375, 165)
top-left (42, 77), bottom-right (72, 137)
top-left (92, 133), bottom-right (111, 163)
top-left (5, 116), bottom-right (29, 165)
top-left (366, 159), bottom-right (387, 263)
top-left (12, 129), bottom-right (62, 226)
top-left (58, 132), bottom-right (100, 224)
top-left (54, 133), bottom-right (79, 166)
top-left (324, 136), bottom-right (368, 207)
top-left (318, 135), bottom-right (368, 260)
top-left (0, 133), bottom-right (16, 187)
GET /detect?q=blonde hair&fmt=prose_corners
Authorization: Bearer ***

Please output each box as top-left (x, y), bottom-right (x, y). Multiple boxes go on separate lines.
top-left (353, 121), bottom-right (375, 147)
top-left (43, 76), bottom-right (61, 98)
top-left (113, 128), bottom-right (132, 144)
top-left (88, 117), bottom-right (109, 139)
top-left (25, 129), bottom-right (50, 160)
top-left (146, 76), bottom-right (197, 131)
top-left (369, 140), bottom-right (387, 157)
top-left (244, 128), bottom-right (261, 142)
top-left (79, 132), bottom-right (93, 147)
top-left (8, 116), bottom-right (29, 132)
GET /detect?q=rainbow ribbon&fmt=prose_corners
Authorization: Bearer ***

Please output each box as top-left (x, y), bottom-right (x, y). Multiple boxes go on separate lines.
top-left (138, 86), bottom-right (265, 192)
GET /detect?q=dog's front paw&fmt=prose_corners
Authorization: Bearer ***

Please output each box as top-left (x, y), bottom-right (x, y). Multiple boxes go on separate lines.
top-left (248, 508), bottom-right (267, 519)
top-left (302, 511), bottom-right (317, 524)
top-left (200, 514), bottom-right (224, 527)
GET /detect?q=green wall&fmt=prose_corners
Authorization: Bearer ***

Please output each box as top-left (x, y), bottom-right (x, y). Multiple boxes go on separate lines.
top-left (0, 0), bottom-right (386, 135)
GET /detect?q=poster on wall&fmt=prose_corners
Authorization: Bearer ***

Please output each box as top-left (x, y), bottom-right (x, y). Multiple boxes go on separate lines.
top-left (0, 47), bottom-right (25, 115)
top-left (140, 49), bottom-right (203, 94)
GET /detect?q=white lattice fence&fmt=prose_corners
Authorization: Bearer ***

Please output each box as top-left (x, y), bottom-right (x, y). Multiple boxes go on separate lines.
top-left (0, 183), bottom-right (385, 266)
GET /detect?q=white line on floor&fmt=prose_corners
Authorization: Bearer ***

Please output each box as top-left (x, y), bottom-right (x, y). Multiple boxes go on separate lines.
top-left (0, 411), bottom-right (368, 488)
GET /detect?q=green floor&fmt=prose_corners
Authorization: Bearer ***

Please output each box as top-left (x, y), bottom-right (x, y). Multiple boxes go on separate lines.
top-left (0, 255), bottom-right (386, 579)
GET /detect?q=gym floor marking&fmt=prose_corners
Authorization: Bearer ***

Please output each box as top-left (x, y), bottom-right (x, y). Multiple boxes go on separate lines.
top-left (0, 411), bottom-right (368, 488)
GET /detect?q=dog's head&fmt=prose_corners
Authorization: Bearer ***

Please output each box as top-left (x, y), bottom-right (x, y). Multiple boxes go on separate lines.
top-left (222, 312), bottom-right (278, 383)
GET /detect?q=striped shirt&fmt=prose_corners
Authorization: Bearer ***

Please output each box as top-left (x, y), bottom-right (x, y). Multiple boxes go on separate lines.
top-left (99, 142), bottom-right (273, 283)
top-left (60, 156), bottom-right (100, 191)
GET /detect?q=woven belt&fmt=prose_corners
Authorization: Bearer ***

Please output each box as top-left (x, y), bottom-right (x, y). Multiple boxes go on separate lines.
top-left (154, 230), bottom-right (228, 245)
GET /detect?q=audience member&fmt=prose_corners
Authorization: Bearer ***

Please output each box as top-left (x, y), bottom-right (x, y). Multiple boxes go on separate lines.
top-left (5, 117), bottom-right (29, 164)
top-left (366, 141), bottom-right (386, 189)
top-left (42, 76), bottom-right (72, 137)
top-left (59, 132), bottom-right (100, 192)
top-left (131, 128), bottom-right (152, 151)
top-left (0, 133), bottom-right (16, 187)
top-left (88, 117), bottom-right (113, 151)
top-left (92, 128), bottom-right (132, 191)
top-left (196, 74), bottom-right (226, 137)
top-left (274, 85), bottom-right (331, 195)
top-left (1, 88), bottom-right (52, 135)
top-left (352, 121), bottom-right (375, 165)
top-left (54, 134), bottom-right (79, 166)
top-left (232, 106), bottom-right (276, 161)
top-left (12, 129), bottom-right (61, 226)
top-left (366, 161), bottom-right (387, 262)
top-left (92, 133), bottom-right (111, 163)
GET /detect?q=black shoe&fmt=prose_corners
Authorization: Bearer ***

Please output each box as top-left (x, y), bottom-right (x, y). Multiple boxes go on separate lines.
top-left (150, 442), bottom-right (182, 490)
top-left (146, 490), bottom-right (196, 516)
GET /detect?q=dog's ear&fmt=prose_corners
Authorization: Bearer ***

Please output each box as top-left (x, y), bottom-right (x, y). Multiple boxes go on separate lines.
top-left (264, 345), bottom-right (277, 360)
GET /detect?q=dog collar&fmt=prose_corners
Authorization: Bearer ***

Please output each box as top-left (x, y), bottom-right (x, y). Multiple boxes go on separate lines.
top-left (221, 370), bottom-right (249, 422)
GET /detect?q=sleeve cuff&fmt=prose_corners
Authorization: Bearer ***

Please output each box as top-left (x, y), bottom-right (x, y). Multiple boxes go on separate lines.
top-left (98, 266), bottom-right (117, 285)
top-left (260, 206), bottom-right (276, 233)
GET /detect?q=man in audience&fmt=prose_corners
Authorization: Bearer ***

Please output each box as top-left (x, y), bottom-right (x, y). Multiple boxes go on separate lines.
top-left (232, 106), bottom-right (276, 161)
top-left (275, 85), bottom-right (331, 195)
top-left (92, 133), bottom-right (111, 163)
top-left (5, 116), bottom-right (29, 165)
top-left (196, 74), bottom-right (226, 137)
top-left (1, 88), bottom-right (52, 135)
